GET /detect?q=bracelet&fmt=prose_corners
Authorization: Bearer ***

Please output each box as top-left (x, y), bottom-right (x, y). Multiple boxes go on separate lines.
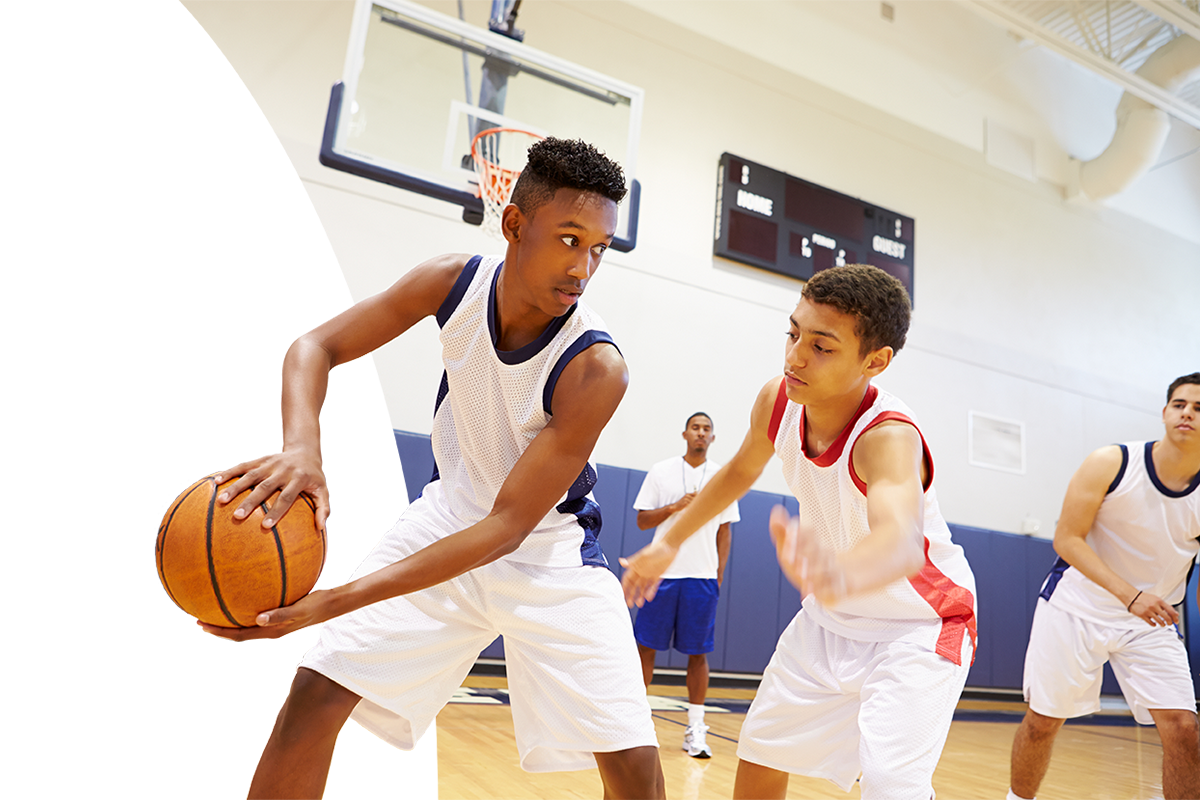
top-left (1127, 590), bottom-right (1142, 611)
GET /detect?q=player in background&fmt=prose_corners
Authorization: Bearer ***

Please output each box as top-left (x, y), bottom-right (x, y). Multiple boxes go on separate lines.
top-left (621, 264), bottom-right (976, 800)
top-left (631, 412), bottom-right (740, 758)
top-left (1008, 373), bottom-right (1200, 800)
top-left (202, 138), bottom-right (664, 800)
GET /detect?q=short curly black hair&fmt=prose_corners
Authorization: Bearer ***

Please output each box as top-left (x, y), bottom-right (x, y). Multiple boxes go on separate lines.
top-left (509, 137), bottom-right (627, 217)
top-left (801, 264), bottom-right (911, 356)
top-left (1167, 372), bottom-right (1200, 404)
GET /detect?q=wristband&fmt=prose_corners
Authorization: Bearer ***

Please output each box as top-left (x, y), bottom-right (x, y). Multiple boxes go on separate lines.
top-left (1126, 590), bottom-right (1142, 612)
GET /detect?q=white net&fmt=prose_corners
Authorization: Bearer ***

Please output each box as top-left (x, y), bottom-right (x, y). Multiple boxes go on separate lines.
top-left (470, 127), bottom-right (544, 240)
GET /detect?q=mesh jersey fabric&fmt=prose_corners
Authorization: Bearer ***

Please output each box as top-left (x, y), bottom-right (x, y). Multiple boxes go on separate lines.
top-left (1039, 440), bottom-right (1200, 629)
top-left (769, 381), bottom-right (977, 665)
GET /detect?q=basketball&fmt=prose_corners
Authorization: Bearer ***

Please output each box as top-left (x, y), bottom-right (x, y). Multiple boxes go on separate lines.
top-left (155, 474), bottom-right (326, 628)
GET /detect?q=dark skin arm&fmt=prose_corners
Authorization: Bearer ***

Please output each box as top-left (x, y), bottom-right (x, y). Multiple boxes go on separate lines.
top-left (635, 493), bottom-right (696, 530)
top-left (203, 341), bottom-right (627, 640)
top-left (212, 253), bottom-right (471, 531)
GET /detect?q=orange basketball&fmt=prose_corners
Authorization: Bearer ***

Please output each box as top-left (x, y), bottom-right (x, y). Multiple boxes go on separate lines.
top-left (155, 475), bottom-right (326, 628)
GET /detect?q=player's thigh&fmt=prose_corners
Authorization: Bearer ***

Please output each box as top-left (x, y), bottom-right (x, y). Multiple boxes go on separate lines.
top-left (1023, 599), bottom-right (1110, 719)
top-left (672, 578), bottom-right (719, 655)
top-left (857, 640), bottom-right (970, 800)
top-left (632, 578), bottom-right (682, 651)
top-left (737, 613), bottom-right (864, 791)
top-left (491, 562), bottom-right (657, 770)
top-left (1110, 624), bottom-right (1195, 725)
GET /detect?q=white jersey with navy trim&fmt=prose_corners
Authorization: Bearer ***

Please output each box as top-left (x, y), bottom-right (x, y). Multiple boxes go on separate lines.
top-left (1040, 440), bottom-right (1200, 629)
top-left (417, 254), bottom-right (616, 568)
top-left (768, 382), bottom-right (977, 665)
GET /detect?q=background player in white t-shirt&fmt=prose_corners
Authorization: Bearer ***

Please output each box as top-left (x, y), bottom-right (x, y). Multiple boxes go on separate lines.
top-left (1008, 373), bottom-right (1200, 800)
top-left (631, 412), bottom-right (740, 758)
top-left (621, 265), bottom-right (976, 800)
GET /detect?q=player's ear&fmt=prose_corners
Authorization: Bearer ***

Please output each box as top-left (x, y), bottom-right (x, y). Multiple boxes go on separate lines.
top-left (501, 204), bottom-right (522, 243)
top-left (863, 346), bottom-right (893, 377)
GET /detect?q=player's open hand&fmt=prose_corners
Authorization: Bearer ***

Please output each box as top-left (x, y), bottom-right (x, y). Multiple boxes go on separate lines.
top-left (214, 448), bottom-right (330, 532)
top-left (769, 505), bottom-right (847, 605)
top-left (619, 540), bottom-right (678, 608)
top-left (198, 589), bottom-right (334, 641)
top-left (1128, 591), bottom-right (1180, 628)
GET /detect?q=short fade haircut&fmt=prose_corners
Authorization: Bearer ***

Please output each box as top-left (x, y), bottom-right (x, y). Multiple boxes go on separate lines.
top-left (1167, 372), bottom-right (1200, 403)
top-left (509, 137), bottom-right (627, 218)
top-left (685, 412), bottom-right (713, 429)
top-left (801, 264), bottom-right (911, 356)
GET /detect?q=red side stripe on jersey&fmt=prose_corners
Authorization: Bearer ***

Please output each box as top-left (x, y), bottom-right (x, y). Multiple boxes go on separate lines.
top-left (767, 379), bottom-right (790, 444)
top-left (909, 537), bottom-right (977, 666)
top-left (848, 411), bottom-right (935, 495)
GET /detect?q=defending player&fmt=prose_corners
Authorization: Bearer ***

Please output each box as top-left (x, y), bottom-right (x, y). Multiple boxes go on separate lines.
top-left (1008, 373), bottom-right (1200, 800)
top-left (621, 264), bottom-right (976, 800)
top-left (632, 412), bottom-right (739, 758)
top-left (202, 138), bottom-right (664, 799)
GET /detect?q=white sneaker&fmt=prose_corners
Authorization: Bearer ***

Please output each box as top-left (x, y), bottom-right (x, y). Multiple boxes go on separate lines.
top-left (682, 723), bottom-right (712, 758)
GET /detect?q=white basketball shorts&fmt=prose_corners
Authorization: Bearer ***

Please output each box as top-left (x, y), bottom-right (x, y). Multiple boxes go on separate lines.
top-left (1023, 597), bottom-right (1194, 725)
top-left (300, 504), bottom-right (657, 773)
top-left (737, 610), bottom-right (970, 799)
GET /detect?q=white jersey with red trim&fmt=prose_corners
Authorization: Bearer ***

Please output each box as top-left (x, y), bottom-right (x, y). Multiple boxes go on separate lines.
top-left (1039, 440), bottom-right (1200, 630)
top-left (769, 382), bottom-right (977, 665)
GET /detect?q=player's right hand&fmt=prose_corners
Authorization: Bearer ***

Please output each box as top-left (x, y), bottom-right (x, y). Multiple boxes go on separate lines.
top-left (620, 540), bottom-right (678, 608)
top-left (1128, 591), bottom-right (1180, 627)
top-left (198, 588), bottom-right (335, 641)
top-left (214, 447), bottom-right (330, 532)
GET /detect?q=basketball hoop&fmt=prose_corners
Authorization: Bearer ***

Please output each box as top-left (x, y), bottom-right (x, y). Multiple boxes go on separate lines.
top-left (470, 127), bottom-right (544, 240)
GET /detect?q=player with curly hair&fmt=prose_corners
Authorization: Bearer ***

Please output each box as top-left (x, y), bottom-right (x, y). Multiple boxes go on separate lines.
top-left (204, 138), bottom-right (663, 799)
top-left (621, 264), bottom-right (977, 799)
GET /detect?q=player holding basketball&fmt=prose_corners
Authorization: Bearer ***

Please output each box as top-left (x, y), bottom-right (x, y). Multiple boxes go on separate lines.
top-left (1008, 373), bottom-right (1200, 800)
top-left (202, 138), bottom-right (664, 800)
top-left (631, 412), bottom-right (739, 758)
top-left (621, 264), bottom-right (976, 800)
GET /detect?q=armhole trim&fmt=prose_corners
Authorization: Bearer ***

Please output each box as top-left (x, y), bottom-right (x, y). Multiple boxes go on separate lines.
top-left (435, 255), bottom-right (482, 328)
top-left (542, 331), bottom-right (618, 416)
top-left (848, 411), bottom-right (933, 496)
top-left (767, 379), bottom-right (789, 445)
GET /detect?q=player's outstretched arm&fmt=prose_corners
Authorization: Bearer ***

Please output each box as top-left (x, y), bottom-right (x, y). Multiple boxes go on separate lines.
top-left (203, 342), bottom-right (629, 641)
top-left (620, 377), bottom-right (779, 607)
top-left (1053, 446), bottom-right (1180, 627)
top-left (770, 420), bottom-right (926, 604)
top-left (213, 254), bottom-right (470, 532)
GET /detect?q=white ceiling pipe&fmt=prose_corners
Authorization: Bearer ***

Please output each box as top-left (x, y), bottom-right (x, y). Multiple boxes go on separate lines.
top-left (1078, 34), bottom-right (1200, 201)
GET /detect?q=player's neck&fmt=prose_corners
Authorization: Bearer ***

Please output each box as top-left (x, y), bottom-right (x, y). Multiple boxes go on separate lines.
top-left (1151, 438), bottom-right (1200, 491)
top-left (802, 381), bottom-right (872, 457)
top-left (683, 451), bottom-right (707, 469)
top-left (492, 268), bottom-right (556, 352)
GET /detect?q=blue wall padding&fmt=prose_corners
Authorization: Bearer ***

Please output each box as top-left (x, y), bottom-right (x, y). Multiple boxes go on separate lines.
top-left (392, 430), bottom-right (1195, 692)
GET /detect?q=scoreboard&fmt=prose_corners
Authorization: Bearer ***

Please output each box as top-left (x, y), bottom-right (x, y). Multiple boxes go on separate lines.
top-left (713, 153), bottom-right (915, 300)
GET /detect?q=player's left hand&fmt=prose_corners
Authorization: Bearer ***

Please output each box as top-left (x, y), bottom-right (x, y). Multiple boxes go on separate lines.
top-left (769, 505), bottom-right (848, 605)
top-left (1128, 591), bottom-right (1180, 628)
top-left (620, 540), bottom-right (678, 608)
top-left (197, 589), bottom-right (334, 641)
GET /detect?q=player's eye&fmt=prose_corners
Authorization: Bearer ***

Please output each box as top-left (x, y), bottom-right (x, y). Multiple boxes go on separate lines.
top-left (561, 235), bottom-right (579, 247)
top-left (590, 243), bottom-right (608, 256)
top-left (784, 330), bottom-right (798, 341)
top-left (814, 343), bottom-right (832, 354)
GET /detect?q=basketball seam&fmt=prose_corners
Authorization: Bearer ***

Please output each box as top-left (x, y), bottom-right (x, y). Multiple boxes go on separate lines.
top-left (206, 479), bottom-right (240, 627)
top-left (262, 501), bottom-right (288, 609)
top-left (157, 477), bottom-right (211, 613)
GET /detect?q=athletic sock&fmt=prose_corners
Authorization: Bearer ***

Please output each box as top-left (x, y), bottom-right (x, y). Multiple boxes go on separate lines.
top-left (1007, 789), bottom-right (1034, 800)
top-left (687, 703), bottom-right (705, 728)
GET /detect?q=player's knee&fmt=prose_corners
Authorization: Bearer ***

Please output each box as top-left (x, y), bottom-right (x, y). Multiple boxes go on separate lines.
top-left (277, 668), bottom-right (359, 736)
top-left (1021, 709), bottom-right (1064, 738)
top-left (1155, 710), bottom-right (1200, 746)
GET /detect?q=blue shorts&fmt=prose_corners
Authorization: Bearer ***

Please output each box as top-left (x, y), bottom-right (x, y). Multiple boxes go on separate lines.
top-left (632, 578), bottom-right (719, 655)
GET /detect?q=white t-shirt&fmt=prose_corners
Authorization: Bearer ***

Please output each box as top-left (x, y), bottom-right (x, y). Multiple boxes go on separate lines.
top-left (632, 455), bottom-right (740, 580)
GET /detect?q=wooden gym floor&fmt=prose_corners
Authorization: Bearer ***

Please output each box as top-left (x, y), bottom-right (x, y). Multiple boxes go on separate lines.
top-left (436, 673), bottom-right (1166, 799)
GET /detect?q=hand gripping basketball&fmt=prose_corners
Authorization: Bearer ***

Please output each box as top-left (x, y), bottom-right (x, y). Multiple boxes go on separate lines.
top-left (215, 449), bottom-right (331, 532)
